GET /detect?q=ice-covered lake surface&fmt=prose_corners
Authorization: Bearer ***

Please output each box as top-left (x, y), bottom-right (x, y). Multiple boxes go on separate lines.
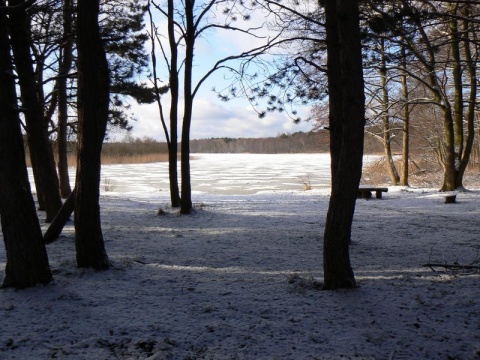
top-left (100, 153), bottom-right (332, 195)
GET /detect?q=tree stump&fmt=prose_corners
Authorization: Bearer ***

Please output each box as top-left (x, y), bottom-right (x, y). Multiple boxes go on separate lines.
top-left (444, 194), bottom-right (457, 204)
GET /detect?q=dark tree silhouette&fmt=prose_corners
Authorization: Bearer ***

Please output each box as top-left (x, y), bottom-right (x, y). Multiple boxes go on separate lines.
top-left (57, 0), bottom-right (74, 198)
top-left (8, 0), bottom-right (62, 222)
top-left (322, 0), bottom-right (365, 290)
top-left (74, 0), bottom-right (110, 269)
top-left (0, 4), bottom-right (52, 289)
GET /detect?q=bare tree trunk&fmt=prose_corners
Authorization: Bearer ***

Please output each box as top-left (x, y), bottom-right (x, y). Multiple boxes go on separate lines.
top-left (180, 0), bottom-right (194, 215)
top-left (8, 0), bottom-right (62, 222)
top-left (456, 8), bottom-right (477, 188)
top-left (400, 39), bottom-right (410, 187)
top-left (167, 0), bottom-right (181, 208)
top-left (449, 5), bottom-right (464, 178)
top-left (74, 0), bottom-right (110, 269)
top-left (323, 0), bottom-right (365, 290)
top-left (147, 0), bottom-right (181, 208)
top-left (440, 108), bottom-right (457, 191)
top-left (57, 0), bottom-right (74, 198)
top-left (0, 8), bottom-right (52, 288)
top-left (379, 38), bottom-right (399, 185)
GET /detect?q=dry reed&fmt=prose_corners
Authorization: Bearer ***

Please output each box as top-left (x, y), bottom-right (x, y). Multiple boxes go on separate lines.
top-left (25, 153), bottom-right (172, 167)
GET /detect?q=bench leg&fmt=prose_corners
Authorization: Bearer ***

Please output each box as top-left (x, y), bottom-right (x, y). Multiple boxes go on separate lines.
top-left (375, 191), bottom-right (382, 199)
top-left (358, 190), bottom-right (372, 199)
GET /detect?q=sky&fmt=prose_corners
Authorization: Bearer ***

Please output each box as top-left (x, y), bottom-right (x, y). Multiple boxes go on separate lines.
top-left (120, 2), bottom-right (316, 142)
top-left (128, 94), bottom-right (313, 141)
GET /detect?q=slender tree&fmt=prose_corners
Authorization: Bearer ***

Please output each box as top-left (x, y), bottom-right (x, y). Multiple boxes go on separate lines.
top-left (0, 3), bottom-right (52, 289)
top-left (179, 0), bottom-right (196, 214)
top-left (74, 0), bottom-right (110, 269)
top-left (166, 0), bottom-right (182, 208)
top-left (149, 0), bottom-right (275, 214)
top-left (399, 38), bottom-right (410, 186)
top-left (8, 0), bottom-right (62, 222)
top-left (57, 0), bottom-right (74, 198)
top-left (147, 0), bottom-right (181, 207)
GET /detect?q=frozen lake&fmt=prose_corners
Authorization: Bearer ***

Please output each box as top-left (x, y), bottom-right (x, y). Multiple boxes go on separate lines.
top-left (34, 153), bottom-right (333, 195)
top-left (102, 153), bottom-right (332, 195)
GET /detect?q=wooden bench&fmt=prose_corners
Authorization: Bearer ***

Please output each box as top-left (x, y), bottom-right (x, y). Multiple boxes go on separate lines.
top-left (358, 186), bottom-right (388, 199)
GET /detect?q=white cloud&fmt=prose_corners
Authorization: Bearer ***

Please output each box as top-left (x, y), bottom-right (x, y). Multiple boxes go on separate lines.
top-left (128, 92), bottom-right (312, 141)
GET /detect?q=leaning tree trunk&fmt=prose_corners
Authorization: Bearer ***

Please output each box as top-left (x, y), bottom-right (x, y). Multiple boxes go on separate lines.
top-left (0, 8), bottom-right (52, 289)
top-left (323, 0), bottom-right (365, 290)
top-left (74, 0), bottom-right (110, 269)
top-left (8, 0), bottom-right (62, 222)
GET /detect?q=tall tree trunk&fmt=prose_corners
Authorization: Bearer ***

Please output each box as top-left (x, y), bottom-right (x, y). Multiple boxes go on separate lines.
top-left (400, 39), bottom-right (410, 187)
top-left (75, 0), bottom-right (110, 269)
top-left (449, 5), bottom-right (464, 177)
top-left (167, 0), bottom-right (181, 208)
top-left (379, 38), bottom-right (399, 185)
top-left (147, 0), bottom-right (181, 208)
top-left (57, 0), bottom-right (74, 198)
top-left (440, 107), bottom-right (456, 191)
top-left (8, 0), bottom-right (62, 222)
top-left (0, 8), bottom-right (52, 289)
top-left (407, 9), bottom-right (456, 191)
top-left (456, 8), bottom-right (476, 188)
top-left (323, 0), bottom-right (365, 290)
top-left (180, 0), bottom-right (194, 215)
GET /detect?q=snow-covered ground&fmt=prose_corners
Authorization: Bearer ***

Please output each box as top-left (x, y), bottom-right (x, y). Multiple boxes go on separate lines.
top-left (1, 153), bottom-right (480, 359)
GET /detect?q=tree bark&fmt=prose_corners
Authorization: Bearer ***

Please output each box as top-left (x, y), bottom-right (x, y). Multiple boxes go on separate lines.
top-left (57, 0), bottom-right (74, 198)
top-left (44, 189), bottom-right (75, 244)
top-left (0, 8), bottom-right (52, 289)
top-left (74, 0), bottom-right (110, 269)
top-left (180, 0), bottom-right (195, 215)
top-left (400, 39), bottom-right (410, 187)
top-left (147, 0), bottom-right (181, 208)
top-left (379, 38), bottom-right (399, 185)
top-left (167, 0), bottom-right (181, 208)
top-left (456, 10), bottom-right (476, 188)
top-left (7, 0), bottom-right (62, 222)
top-left (449, 5), bottom-right (464, 179)
top-left (323, 0), bottom-right (365, 290)
top-left (440, 107), bottom-right (456, 191)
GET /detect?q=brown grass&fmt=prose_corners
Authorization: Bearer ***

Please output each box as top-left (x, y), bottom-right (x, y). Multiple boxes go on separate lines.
top-left (25, 153), bottom-right (172, 167)
top-left (101, 153), bottom-right (170, 165)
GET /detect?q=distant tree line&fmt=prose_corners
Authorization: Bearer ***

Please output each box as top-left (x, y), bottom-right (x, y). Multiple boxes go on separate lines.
top-left (190, 131), bottom-right (330, 153)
